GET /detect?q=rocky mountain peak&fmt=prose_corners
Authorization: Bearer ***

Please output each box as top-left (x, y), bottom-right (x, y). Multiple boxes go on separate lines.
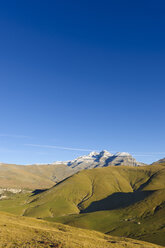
top-left (88, 151), bottom-right (99, 157)
top-left (63, 150), bottom-right (144, 170)
top-left (115, 152), bottom-right (131, 157)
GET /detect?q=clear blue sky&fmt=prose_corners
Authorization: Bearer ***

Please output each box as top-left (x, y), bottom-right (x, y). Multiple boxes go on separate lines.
top-left (0, 1), bottom-right (165, 164)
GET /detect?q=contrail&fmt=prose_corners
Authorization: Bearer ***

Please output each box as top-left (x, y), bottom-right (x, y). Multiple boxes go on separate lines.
top-left (24, 144), bottom-right (165, 156)
top-left (25, 144), bottom-right (94, 152)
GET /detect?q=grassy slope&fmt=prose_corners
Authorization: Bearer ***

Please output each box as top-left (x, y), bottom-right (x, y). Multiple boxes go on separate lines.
top-left (0, 211), bottom-right (163, 248)
top-left (0, 192), bottom-right (31, 215)
top-left (0, 163), bottom-right (72, 189)
top-left (23, 165), bottom-right (165, 246)
top-left (53, 189), bottom-right (165, 246)
top-left (24, 165), bottom-right (165, 217)
top-left (23, 164), bottom-right (73, 184)
top-left (152, 159), bottom-right (165, 166)
top-left (0, 165), bottom-right (165, 246)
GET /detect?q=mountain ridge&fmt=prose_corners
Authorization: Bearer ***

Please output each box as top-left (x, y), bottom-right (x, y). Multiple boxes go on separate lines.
top-left (54, 150), bottom-right (145, 170)
top-left (0, 150), bottom-right (146, 189)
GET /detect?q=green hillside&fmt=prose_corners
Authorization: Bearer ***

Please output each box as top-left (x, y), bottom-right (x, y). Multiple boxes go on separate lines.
top-left (0, 212), bottom-right (160, 248)
top-left (0, 164), bottom-right (165, 246)
top-left (1, 211), bottom-right (163, 248)
top-left (23, 165), bottom-right (165, 216)
top-left (52, 188), bottom-right (165, 246)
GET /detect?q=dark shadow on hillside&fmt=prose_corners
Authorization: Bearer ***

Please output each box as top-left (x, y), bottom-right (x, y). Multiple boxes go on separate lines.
top-left (80, 190), bottom-right (154, 213)
top-left (31, 189), bottom-right (48, 196)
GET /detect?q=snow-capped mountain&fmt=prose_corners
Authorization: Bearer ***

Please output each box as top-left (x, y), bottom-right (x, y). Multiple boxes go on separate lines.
top-left (53, 150), bottom-right (144, 171)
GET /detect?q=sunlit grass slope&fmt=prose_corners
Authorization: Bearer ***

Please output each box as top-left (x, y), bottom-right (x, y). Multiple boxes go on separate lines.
top-left (0, 211), bottom-right (163, 248)
top-left (24, 165), bottom-right (165, 217)
top-left (22, 165), bottom-right (165, 246)
top-left (0, 165), bottom-right (164, 246)
top-left (0, 163), bottom-right (72, 189)
top-left (152, 158), bottom-right (165, 166)
top-left (53, 188), bottom-right (165, 246)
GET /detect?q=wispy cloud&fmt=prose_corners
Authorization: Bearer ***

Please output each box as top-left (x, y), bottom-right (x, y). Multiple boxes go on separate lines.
top-left (0, 134), bottom-right (32, 139)
top-left (25, 144), bottom-right (94, 152)
top-left (24, 144), bottom-right (165, 157)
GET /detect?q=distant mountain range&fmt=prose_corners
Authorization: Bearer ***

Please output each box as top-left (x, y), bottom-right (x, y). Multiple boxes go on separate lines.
top-left (56, 150), bottom-right (145, 169)
top-left (0, 150), bottom-right (164, 190)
